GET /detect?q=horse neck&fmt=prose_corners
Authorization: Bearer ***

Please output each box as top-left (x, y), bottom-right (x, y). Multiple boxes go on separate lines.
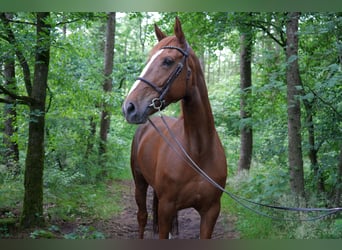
top-left (181, 61), bottom-right (216, 152)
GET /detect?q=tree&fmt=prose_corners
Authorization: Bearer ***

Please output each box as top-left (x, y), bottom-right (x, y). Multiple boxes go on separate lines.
top-left (242, 12), bottom-right (306, 197)
top-left (285, 12), bottom-right (305, 198)
top-left (0, 12), bottom-right (51, 227)
top-left (336, 147), bottom-right (342, 206)
top-left (20, 12), bottom-right (51, 228)
top-left (299, 13), bottom-right (342, 196)
top-left (99, 12), bottom-right (116, 172)
top-left (2, 31), bottom-right (19, 174)
top-left (238, 14), bottom-right (253, 172)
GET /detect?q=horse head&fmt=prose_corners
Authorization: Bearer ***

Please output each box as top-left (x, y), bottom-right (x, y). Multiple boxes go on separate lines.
top-left (122, 17), bottom-right (192, 124)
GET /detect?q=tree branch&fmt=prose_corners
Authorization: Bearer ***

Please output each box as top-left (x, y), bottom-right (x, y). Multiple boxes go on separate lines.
top-left (54, 13), bottom-right (105, 26)
top-left (6, 19), bottom-right (36, 26)
top-left (0, 97), bottom-right (13, 104)
top-left (252, 21), bottom-right (286, 48)
top-left (233, 14), bottom-right (287, 48)
top-left (305, 85), bottom-right (342, 119)
top-left (0, 85), bottom-right (35, 105)
top-left (0, 97), bottom-right (29, 105)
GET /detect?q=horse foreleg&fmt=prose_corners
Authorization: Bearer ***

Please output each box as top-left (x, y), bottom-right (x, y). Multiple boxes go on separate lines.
top-left (199, 202), bottom-right (221, 239)
top-left (133, 178), bottom-right (148, 239)
top-left (157, 201), bottom-right (176, 239)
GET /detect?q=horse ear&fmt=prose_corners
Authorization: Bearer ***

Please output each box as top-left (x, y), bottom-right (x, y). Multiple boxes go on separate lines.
top-left (174, 16), bottom-right (185, 44)
top-left (154, 24), bottom-right (166, 41)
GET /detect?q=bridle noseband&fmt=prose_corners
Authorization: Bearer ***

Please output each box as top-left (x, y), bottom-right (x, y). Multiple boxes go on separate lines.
top-left (137, 43), bottom-right (191, 111)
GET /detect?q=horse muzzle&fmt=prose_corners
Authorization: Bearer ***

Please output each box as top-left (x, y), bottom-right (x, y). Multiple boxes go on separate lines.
top-left (122, 100), bottom-right (150, 124)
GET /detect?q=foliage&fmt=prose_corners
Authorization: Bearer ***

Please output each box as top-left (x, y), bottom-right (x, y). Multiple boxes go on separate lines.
top-left (30, 229), bottom-right (56, 239)
top-left (222, 168), bottom-right (342, 239)
top-left (0, 12), bottom-right (341, 238)
top-left (63, 225), bottom-right (105, 239)
top-left (0, 175), bottom-right (24, 208)
top-left (44, 178), bottom-right (126, 221)
top-left (29, 225), bottom-right (106, 239)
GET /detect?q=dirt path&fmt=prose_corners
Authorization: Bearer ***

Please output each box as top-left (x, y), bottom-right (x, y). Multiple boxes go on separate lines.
top-left (3, 179), bottom-right (239, 239)
top-left (95, 180), bottom-right (239, 239)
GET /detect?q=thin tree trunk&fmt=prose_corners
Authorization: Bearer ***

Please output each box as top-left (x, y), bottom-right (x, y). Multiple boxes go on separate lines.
top-left (99, 12), bottom-right (115, 172)
top-left (207, 50), bottom-right (211, 85)
top-left (302, 99), bottom-right (325, 193)
top-left (238, 30), bottom-right (253, 172)
top-left (21, 12), bottom-right (51, 228)
top-left (335, 146), bottom-right (342, 206)
top-left (286, 12), bottom-right (305, 199)
top-left (3, 49), bottom-right (19, 175)
top-left (85, 116), bottom-right (96, 159)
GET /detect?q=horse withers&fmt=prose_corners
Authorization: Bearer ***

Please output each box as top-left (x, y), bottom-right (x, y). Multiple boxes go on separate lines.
top-left (122, 17), bottom-right (227, 239)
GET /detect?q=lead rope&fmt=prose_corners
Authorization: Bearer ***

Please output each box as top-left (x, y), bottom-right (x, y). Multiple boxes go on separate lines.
top-left (148, 112), bottom-right (342, 222)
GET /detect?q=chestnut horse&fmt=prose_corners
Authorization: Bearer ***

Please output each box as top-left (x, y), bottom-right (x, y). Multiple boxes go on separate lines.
top-left (122, 17), bottom-right (227, 239)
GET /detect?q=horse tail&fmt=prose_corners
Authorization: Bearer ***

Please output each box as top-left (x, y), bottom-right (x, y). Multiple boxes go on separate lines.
top-left (152, 191), bottom-right (179, 236)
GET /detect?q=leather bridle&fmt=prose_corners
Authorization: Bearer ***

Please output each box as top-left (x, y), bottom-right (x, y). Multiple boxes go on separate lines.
top-left (137, 43), bottom-right (191, 111)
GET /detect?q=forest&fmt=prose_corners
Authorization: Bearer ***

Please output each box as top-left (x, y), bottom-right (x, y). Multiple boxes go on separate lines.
top-left (0, 12), bottom-right (341, 239)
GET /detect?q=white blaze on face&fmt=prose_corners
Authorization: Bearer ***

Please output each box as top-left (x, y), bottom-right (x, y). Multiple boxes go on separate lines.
top-left (128, 49), bottom-right (164, 96)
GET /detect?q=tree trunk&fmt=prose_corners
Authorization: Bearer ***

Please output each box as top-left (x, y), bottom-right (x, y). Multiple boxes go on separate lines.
top-left (238, 30), bottom-right (253, 172)
top-left (206, 50), bottom-right (211, 84)
top-left (3, 49), bottom-right (19, 175)
top-left (335, 146), bottom-right (342, 206)
top-left (85, 116), bottom-right (96, 159)
top-left (302, 99), bottom-right (325, 193)
top-left (99, 12), bottom-right (115, 171)
top-left (21, 12), bottom-right (51, 228)
top-left (285, 12), bottom-right (305, 199)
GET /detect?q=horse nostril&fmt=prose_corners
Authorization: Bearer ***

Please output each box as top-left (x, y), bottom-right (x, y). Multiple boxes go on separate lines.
top-left (126, 102), bottom-right (136, 115)
top-left (123, 101), bottom-right (145, 124)
top-left (127, 102), bottom-right (135, 114)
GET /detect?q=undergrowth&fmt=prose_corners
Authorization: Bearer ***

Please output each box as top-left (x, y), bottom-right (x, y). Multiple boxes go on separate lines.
top-left (221, 166), bottom-right (342, 239)
top-left (0, 161), bottom-right (132, 239)
top-left (43, 163), bottom-right (132, 222)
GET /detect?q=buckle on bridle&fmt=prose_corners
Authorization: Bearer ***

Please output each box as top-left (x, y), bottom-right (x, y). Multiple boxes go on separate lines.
top-left (149, 97), bottom-right (165, 111)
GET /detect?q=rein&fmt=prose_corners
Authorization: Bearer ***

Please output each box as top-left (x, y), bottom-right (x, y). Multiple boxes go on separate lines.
top-left (140, 42), bottom-right (342, 221)
top-left (148, 111), bottom-right (342, 222)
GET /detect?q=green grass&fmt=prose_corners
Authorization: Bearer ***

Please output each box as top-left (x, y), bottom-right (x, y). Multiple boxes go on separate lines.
top-left (221, 184), bottom-right (280, 239)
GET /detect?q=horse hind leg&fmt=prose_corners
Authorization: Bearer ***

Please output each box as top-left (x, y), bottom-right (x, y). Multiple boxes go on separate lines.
top-left (152, 191), bottom-right (159, 234)
top-left (132, 171), bottom-right (149, 239)
top-left (171, 211), bottom-right (179, 236)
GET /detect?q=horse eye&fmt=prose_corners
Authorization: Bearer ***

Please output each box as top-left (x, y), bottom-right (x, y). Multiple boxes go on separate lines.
top-left (162, 57), bottom-right (175, 67)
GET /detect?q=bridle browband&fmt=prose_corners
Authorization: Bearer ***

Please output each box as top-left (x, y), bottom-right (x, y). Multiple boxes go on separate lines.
top-left (137, 43), bottom-right (191, 111)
